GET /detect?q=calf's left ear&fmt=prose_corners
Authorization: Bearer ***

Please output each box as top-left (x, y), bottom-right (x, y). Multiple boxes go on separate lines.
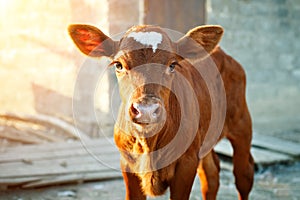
top-left (177, 25), bottom-right (223, 59)
top-left (68, 24), bottom-right (117, 57)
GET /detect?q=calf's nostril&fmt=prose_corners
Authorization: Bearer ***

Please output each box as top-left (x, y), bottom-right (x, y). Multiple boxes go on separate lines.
top-left (130, 101), bottom-right (163, 124)
top-left (131, 103), bottom-right (140, 116)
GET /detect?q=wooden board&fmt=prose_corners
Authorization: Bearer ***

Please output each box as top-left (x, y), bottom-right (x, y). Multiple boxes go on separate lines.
top-left (214, 139), bottom-right (292, 165)
top-left (0, 138), bottom-right (121, 188)
top-left (0, 138), bottom-right (115, 163)
top-left (23, 171), bottom-right (122, 188)
top-left (252, 132), bottom-right (300, 157)
top-left (0, 139), bottom-right (114, 181)
top-left (0, 134), bottom-right (299, 188)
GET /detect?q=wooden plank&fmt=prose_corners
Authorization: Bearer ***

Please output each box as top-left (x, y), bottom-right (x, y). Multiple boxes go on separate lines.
top-left (0, 177), bottom-right (43, 186)
top-left (0, 140), bottom-right (118, 163)
top-left (214, 139), bottom-right (292, 165)
top-left (0, 113), bottom-right (91, 141)
top-left (24, 128), bottom-right (62, 142)
top-left (252, 132), bottom-right (300, 157)
top-left (0, 137), bottom-right (114, 155)
top-left (0, 137), bottom-right (121, 186)
top-left (0, 131), bottom-right (41, 144)
top-left (0, 152), bottom-right (120, 178)
top-left (0, 135), bottom-right (297, 188)
top-left (0, 148), bottom-right (120, 169)
top-left (22, 171), bottom-right (122, 188)
top-left (0, 170), bottom-right (122, 188)
top-left (251, 147), bottom-right (291, 165)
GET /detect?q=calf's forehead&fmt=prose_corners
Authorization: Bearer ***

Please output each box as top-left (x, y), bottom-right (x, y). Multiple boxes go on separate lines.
top-left (118, 26), bottom-right (174, 55)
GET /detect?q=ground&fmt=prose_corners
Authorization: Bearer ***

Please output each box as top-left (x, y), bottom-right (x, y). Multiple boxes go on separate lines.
top-left (1, 161), bottom-right (299, 200)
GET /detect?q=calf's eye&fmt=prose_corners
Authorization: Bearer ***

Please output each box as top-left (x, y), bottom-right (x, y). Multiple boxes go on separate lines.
top-left (114, 62), bottom-right (123, 71)
top-left (168, 62), bottom-right (176, 73)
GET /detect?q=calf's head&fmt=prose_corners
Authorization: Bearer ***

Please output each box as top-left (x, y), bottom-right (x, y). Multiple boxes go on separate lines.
top-left (68, 24), bottom-right (223, 131)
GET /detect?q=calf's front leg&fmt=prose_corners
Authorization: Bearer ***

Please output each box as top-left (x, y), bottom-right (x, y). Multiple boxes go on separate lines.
top-left (169, 156), bottom-right (198, 200)
top-left (122, 171), bottom-right (146, 200)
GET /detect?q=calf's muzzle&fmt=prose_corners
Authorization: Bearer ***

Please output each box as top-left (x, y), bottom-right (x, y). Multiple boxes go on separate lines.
top-left (129, 96), bottom-right (163, 124)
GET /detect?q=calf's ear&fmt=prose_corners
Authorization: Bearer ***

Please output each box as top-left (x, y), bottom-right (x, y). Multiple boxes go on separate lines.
top-left (177, 25), bottom-right (223, 59)
top-left (68, 24), bottom-right (117, 57)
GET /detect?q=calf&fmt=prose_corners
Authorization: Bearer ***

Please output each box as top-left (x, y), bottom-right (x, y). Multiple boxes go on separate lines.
top-left (68, 24), bottom-right (254, 200)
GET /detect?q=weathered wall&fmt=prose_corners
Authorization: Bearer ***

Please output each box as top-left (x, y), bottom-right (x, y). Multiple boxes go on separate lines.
top-left (0, 0), bottom-right (108, 114)
top-left (207, 0), bottom-right (300, 137)
top-left (0, 0), bottom-right (74, 114)
top-left (0, 0), bottom-right (111, 136)
top-left (2, 0), bottom-right (299, 139)
top-left (144, 0), bottom-right (205, 33)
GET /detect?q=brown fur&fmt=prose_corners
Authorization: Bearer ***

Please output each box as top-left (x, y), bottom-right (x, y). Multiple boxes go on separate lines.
top-left (69, 24), bottom-right (254, 200)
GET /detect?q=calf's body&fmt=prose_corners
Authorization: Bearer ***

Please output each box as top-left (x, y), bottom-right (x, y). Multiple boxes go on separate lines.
top-left (69, 24), bottom-right (254, 200)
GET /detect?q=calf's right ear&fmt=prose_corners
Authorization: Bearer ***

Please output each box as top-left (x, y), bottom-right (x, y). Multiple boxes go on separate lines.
top-left (177, 25), bottom-right (223, 59)
top-left (68, 24), bottom-right (117, 57)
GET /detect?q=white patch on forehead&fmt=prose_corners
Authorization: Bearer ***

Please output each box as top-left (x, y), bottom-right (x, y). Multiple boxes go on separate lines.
top-left (127, 31), bottom-right (163, 53)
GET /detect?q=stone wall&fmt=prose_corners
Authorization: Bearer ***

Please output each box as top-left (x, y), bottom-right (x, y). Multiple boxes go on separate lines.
top-left (207, 0), bottom-right (300, 136)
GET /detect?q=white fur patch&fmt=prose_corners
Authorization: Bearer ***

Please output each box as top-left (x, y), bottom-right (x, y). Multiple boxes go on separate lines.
top-left (127, 31), bottom-right (163, 53)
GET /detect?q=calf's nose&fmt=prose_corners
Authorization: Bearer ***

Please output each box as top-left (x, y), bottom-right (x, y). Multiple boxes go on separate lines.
top-left (130, 102), bottom-right (162, 124)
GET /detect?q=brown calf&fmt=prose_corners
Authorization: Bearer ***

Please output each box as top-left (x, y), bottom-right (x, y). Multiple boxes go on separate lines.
top-left (69, 24), bottom-right (254, 200)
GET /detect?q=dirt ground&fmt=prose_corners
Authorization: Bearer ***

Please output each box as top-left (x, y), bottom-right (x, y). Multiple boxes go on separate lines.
top-left (1, 161), bottom-right (299, 200)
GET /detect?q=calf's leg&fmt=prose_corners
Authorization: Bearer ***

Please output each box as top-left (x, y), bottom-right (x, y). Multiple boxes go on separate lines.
top-left (169, 156), bottom-right (198, 200)
top-left (227, 112), bottom-right (254, 200)
top-left (122, 171), bottom-right (146, 200)
top-left (198, 150), bottom-right (220, 200)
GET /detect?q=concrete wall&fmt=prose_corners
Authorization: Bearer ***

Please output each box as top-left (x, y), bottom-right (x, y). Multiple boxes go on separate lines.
top-left (144, 0), bottom-right (205, 33)
top-left (2, 0), bottom-right (299, 139)
top-left (0, 0), bottom-right (111, 136)
top-left (207, 0), bottom-right (300, 137)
